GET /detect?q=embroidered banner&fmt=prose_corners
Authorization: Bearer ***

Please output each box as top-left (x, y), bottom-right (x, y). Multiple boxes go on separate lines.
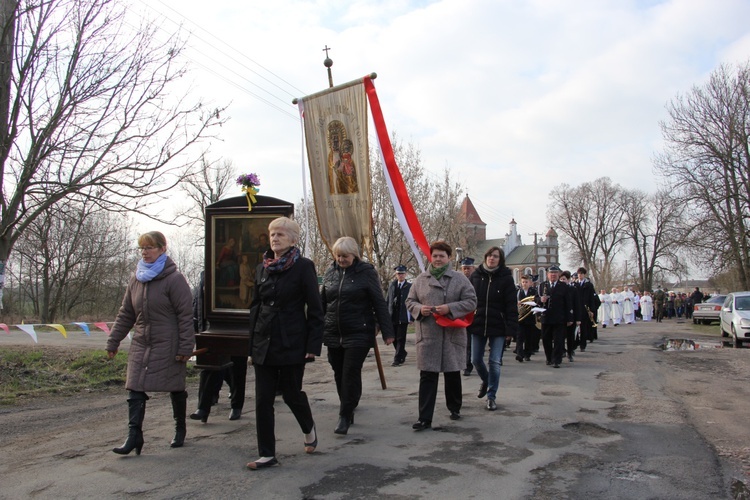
top-left (298, 79), bottom-right (372, 255)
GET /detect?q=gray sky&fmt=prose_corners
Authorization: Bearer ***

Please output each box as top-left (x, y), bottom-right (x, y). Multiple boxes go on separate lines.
top-left (143, 0), bottom-right (750, 247)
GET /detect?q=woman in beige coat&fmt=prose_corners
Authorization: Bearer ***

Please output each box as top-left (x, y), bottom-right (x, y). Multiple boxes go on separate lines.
top-left (405, 241), bottom-right (477, 430)
top-left (106, 231), bottom-right (195, 455)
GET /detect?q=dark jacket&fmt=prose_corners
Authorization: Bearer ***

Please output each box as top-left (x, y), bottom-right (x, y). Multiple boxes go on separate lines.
top-left (321, 259), bottom-right (395, 349)
top-left (386, 279), bottom-right (412, 324)
top-left (107, 256), bottom-right (194, 393)
top-left (467, 265), bottom-right (519, 339)
top-left (248, 254), bottom-right (324, 366)
top-left (536, 280), bottom-right (574, 325)
top-left (517, 286), bottom-right (538, 328)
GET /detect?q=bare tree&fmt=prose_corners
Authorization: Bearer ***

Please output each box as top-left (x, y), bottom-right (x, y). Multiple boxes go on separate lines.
top-left (547, 177), bottom-right (628, 290)
top-left (0, 0), bottom-right (226, 307)
top-left (295, 194), bottom-right (331, 273)
top-left (369, 136), bottom-right (467, 290)
top-left (175, 156), bottom-right (236, 232)
top-left (655, 61), bottom-right (750, 289)
top-left (621, 188), bottom-right (685, 291)
top-left (11, 201), bottom-right (133, 321)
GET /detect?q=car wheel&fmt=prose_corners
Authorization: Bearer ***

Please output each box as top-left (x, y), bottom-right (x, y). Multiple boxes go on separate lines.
top-left (732, 325), bottom-right (742, 348)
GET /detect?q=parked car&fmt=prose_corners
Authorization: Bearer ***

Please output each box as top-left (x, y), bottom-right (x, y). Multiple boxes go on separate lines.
top-left (692, 294), bottom-right (727, 325)
top-left (719, 292), bottom-right (750, 348)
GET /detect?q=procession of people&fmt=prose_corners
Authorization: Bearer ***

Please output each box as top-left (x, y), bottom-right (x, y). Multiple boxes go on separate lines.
top-left (107, 222), bottom-right (708, 472)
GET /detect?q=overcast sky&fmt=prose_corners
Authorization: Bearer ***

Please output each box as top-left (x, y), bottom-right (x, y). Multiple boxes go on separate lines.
top-left (144, 0), bottom-right (750, 248)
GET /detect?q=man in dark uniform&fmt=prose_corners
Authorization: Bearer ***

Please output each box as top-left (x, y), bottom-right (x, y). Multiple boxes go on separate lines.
top-left (560, 270), bottom-right (581, 363)
top-left (386, 265), bottom-right (412, 366)
top-left (516, 274), bottom-right (538, 361)
top-left (576, 267), bottom-right (598, 351)
top-left (536, 265), bottom-right (573, 368)
top-left (460, 257), bottom-right (476, 376)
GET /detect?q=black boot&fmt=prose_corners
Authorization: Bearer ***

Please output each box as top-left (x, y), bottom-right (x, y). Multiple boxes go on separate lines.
top-left (113, 394), bottom-right (147, 455)
top-left (170, 391), bottom-right (188, 448)
top-left (334, 413), bottom-right (352, 435)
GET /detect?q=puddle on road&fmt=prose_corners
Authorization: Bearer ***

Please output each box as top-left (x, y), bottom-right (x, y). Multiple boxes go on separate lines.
top-left (659, 338), bottom-right (725, 351)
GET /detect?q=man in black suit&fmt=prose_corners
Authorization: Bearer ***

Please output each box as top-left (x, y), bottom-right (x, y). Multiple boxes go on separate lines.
top-left (536, 265), bottom-right (573, 368)
top-left (516, 274), bottom-right (538, 361)
top-left (386, 265), bottom-right (412, 366)
top-left (576, 267), bottom-right (598, 351)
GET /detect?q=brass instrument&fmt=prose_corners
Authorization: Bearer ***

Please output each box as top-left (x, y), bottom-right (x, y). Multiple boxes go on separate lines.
top-left (585, 305), bottom-right (597, 327)
top-left (518, 295), bottom-right (537, 323)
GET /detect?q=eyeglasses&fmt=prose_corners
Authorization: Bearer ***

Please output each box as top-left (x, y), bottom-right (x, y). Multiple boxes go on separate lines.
top-left (138, 246), bottom-right (159, 252)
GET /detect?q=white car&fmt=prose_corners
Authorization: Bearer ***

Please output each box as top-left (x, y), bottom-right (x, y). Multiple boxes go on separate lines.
top-left (719, 292), bottom-right (750, 348)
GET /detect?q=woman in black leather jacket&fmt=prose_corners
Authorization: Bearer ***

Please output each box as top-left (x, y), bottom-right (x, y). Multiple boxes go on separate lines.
top-left (321, 236), bottom-right (394, 435)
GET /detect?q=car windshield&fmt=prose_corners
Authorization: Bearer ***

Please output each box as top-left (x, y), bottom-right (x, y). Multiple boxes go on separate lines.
top-left (735, 296), bottom-right (750, 311)
top-left (707, 295), bottom-right (726, 304)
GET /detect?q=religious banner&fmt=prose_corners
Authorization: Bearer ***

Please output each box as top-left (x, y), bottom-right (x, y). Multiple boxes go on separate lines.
top-left (298, 78), bottom-right (372, 254)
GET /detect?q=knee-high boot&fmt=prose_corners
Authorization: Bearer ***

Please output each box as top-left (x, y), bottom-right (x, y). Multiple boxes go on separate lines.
top-left (113, 393), bottom-right (147, 455)
top-left (170, 390), bottom-right (188, 448)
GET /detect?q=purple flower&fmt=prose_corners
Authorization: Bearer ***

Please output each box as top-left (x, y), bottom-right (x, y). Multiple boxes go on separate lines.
top-left (237, 173), bottom-right (260, 187)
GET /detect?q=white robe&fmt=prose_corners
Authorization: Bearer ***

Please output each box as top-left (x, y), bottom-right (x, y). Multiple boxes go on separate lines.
top-left (611, 292), bottom-right (623, 324)
top-left (622, 289), bottom-right (635, 323)
top-left (641, 295), bottom-right (653, 321)
top-left (600, 293), bottom-right (612, 326)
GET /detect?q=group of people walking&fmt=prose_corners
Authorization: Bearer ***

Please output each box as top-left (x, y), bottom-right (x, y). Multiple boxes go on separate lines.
top-left (104, 220), bottom-right (610, 471)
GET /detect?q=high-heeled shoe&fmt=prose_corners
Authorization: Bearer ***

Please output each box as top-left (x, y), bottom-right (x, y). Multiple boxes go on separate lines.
top-left (304, 424), bottom-right (318, 453)
top-left (334, 415), bottom-right (350, 435)
top-left (189, 408), bottom-right (209, 423)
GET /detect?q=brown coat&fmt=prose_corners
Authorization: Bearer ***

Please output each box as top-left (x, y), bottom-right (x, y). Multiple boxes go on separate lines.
top-left (405, 268), bottom-right (477, 373)
top-left (107, 256), bottom-right (195, 393)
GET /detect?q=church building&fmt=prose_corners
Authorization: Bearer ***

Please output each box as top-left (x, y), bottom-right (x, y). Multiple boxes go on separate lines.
top-left (457, 195), bottom-right (560, 284)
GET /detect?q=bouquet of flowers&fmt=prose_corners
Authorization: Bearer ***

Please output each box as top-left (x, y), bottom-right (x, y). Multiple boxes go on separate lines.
top-left (237, 173), bottom-right (260, 211)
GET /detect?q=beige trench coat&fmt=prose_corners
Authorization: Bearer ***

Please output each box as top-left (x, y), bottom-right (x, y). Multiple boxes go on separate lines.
top-left (405, 269), bottom-right (477, 373)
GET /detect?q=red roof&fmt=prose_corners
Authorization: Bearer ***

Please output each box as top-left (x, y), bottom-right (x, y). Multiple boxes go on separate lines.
top-left (458, 195), bottom-right (486, 225)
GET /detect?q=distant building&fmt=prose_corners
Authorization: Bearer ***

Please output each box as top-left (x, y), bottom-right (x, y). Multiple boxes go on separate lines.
top-left (457, 195), bottom-right (559, 284)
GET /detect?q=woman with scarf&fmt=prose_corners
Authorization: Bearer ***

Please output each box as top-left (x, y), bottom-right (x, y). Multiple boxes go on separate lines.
top-left (107, 231), bottom-right (195, 455)
top-left (405, 241), bottom-right (477, 430)
top-left (467, 246), bottom-right (518, 411)
top-left (321, 236), bottom-right (395, 435)
top-left (246, 217), bottom-right (324, 470)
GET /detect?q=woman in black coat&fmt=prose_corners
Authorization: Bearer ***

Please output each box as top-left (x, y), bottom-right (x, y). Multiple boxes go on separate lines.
top-left (246, 217), bottom-right (324, 470)
top-left (467, 246), bottom-right (518, 411)
top-left (321, 236), bottom-right (394, 435)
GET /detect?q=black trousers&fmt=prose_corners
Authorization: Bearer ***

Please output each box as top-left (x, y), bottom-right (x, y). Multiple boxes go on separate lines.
top-left (253, 362), bottom-right (314, 458)
top-left (541, 323), bottom-right (566, 365)
top-left (392, 322), bottom-right (408, 362)
top-left (465, 332), bottom-right (473, 371)
top-left (196, 356), bottom-right (247, 411)
top-left (418, 370), bottom-right (462, 423)
top-left (517, 322), bottom-right (538, 357)
top-left (327, 345), bottom-right (370, 417)
top-left (565, 324), bottom-right (578, 355)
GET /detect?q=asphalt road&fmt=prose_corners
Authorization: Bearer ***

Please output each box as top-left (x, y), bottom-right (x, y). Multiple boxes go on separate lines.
top-left (1, 319), bottom-right (749, 499)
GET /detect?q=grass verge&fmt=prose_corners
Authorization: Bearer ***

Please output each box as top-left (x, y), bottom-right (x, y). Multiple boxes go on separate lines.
top-left (0, 346), bottom-right (198, 405)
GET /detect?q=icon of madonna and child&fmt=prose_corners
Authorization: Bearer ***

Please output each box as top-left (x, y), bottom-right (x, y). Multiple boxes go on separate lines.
top-left (327, 120), bottom-right (359, 195)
